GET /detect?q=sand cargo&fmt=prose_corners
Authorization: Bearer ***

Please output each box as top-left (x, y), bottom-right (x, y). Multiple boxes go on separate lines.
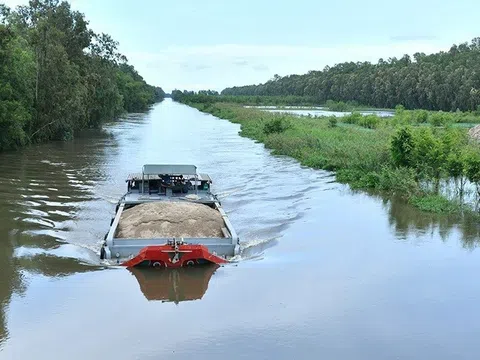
top-left (100, 164), bottom-right (240, 267)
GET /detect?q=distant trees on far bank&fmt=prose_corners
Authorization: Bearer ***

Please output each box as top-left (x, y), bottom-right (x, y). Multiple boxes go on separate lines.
top-left (221, 38), bottom-right (480, 112)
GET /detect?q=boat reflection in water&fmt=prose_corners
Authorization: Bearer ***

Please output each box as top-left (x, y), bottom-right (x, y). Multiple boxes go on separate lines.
top-left (127, 264), bottom-right (219, 303)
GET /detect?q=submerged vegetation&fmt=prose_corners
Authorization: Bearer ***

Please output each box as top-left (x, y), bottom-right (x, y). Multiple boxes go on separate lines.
top-left (0, 1), bottom-right (164, 151)
top-left (173, 91), bottom-right (480, 215)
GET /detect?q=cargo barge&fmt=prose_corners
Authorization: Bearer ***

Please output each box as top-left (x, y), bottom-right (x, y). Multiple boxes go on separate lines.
top-left (100, 164), bottom-right (240, 267)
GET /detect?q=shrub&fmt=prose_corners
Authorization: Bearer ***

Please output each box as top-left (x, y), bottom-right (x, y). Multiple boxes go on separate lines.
top-left (413, 110), bottom-right (429, 124)
top-left (325, 100), bottom-right (349, 112)
top-left (429, 111), bottom-right (450, 127)
top-left (391, 126), bottom-right (415, 167)
top-left (465, 150), bottom-right (480, 196)
top-left (376, 166), bottom-right (419, 197)
top-left (409, 195), bottom-right (461, 213)
top-left (263, 117), bottom-right (292, 134)
top-left (395, 104), bottom-right (406, 115)
top-left (343, 112), bottom-right (363, 124)
top-left (359, 114), bottom-right (380, 129)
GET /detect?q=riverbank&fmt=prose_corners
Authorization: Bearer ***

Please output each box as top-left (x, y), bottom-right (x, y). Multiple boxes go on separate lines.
top-left (180, 101), bottom-right (480, 216)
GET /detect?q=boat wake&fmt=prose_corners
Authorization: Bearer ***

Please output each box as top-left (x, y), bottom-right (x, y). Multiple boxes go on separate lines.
top-left (214, 186), bottom-right (247, 200)
top-left (239, 236), bottom-right (280, 251)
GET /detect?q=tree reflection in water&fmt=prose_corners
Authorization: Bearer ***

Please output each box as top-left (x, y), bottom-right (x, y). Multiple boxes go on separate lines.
top-left (384, 195), bottom-right (480, 250)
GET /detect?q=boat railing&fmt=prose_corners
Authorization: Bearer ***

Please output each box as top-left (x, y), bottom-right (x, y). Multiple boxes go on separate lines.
top-left (140, 164), bottom-right (199, 195)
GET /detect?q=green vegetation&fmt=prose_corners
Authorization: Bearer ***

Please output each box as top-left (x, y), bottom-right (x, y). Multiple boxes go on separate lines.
top-left (173, 91), bottom-right (480, 125)
top-left (323, 100), bottom-right (383, 112)
top-left (410, 195), bottom-right (462, 214)
top-left (0, 1), bottom-right (164, 151)
top-left (221, 38), bottom-right (480, 112)
top-left (171, 91), bottom-right (385, 111)
top-left (389, 105), bottom-right (480, 126)
top-left (173, 93), bottom-right (480, 215)
top-left (171, 91), bottom-right (318, 106)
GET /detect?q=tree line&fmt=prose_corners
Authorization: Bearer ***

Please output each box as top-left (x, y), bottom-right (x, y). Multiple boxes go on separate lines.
top-left (171, 90), bottom-right (317, 106)
top-left (0, 0), bottom-right (164, 151)
top-left (221, 38), bottom-right (480, 112)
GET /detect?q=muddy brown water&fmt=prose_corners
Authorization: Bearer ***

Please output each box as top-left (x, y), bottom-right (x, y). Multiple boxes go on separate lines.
top-left (1, 99), bottom-right (480, 359)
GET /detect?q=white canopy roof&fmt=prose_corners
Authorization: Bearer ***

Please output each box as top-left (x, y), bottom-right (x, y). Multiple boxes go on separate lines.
top-left (142, 164), bottom-right (197, 176)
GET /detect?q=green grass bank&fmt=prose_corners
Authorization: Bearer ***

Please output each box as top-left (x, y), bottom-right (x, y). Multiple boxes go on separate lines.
top-left (181, 101), bottom-right (480, 216)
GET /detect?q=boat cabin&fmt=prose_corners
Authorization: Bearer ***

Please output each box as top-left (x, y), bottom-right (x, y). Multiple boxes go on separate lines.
top-left (125, 164), bottom-right (212, 196)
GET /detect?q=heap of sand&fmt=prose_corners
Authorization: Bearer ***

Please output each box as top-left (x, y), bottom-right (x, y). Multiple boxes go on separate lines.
top-left (115, 201), bottom-right (226, 239)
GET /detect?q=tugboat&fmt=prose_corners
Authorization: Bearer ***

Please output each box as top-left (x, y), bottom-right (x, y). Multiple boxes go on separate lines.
top-left (100, 164), bottom-right (240, 268)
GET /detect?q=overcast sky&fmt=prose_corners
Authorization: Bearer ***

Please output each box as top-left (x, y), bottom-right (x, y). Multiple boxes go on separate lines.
top-left (3, 0), bottom-right (480, 92)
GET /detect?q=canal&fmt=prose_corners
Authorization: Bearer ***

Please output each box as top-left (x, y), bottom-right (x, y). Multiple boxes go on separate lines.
top-left (1, 99), bottom-right (480, 359)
